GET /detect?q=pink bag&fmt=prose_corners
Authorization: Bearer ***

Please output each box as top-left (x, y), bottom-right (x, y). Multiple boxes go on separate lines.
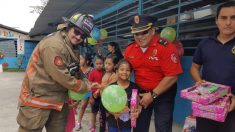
top-left (65, 108), bottom-right (76, 132)
top-left (182, 115), bottom-right (196, 132)
top-left (130, 89), bottom-right (138, 128)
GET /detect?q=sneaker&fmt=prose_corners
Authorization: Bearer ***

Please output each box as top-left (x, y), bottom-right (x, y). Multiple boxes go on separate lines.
top-left (74, 123), bottom-right (82, 131)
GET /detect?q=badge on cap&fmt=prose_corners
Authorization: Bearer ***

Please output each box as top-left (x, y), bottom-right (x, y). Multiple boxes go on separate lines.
top-left (134, 16), bottom-right (139, 24)
top-left (171, 53), bottom-right (178, 63)
top-left (232, 45), bottom-right (235, 55)
top-left (54, 56), bottom-right (64, 67)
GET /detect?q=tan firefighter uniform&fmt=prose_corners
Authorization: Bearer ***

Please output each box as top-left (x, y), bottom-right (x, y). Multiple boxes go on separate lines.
top-left (17, 31), bottom-right (88, 132)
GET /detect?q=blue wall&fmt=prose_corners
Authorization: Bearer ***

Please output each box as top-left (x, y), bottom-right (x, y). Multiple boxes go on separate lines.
top-left (0, 40), bottom-right (38, 69)
top-left (21, 41), bottom-right (38, 69)
top-left (173, 56), bottom-right (194, 124)
top-left (0, 57), bottom-right (17, 68)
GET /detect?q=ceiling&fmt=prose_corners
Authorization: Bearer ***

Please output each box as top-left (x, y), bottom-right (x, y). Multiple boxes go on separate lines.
top-left (29, 0), bottom-right (122, 37)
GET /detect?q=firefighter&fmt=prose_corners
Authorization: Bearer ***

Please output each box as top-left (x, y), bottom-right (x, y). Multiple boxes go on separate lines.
top-left (17, 13), bottom-right (94, 132)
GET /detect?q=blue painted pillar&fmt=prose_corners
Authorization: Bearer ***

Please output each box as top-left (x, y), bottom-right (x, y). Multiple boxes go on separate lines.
top-left (176, 0), bottom-right (181, 39)
top-left (138, 0), bottom-right (143, 15)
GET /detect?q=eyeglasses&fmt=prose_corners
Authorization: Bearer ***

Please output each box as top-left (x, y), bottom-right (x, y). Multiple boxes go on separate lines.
top-left (74, 28), bottom-right (86, 39)
top-left (133, 29), bottom-right (150, 36)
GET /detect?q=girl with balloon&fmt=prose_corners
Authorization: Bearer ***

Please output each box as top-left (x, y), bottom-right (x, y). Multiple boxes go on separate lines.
top-left (74, 53), bottom-right (94, 131)
top-left (91, 54), bottom-right (119, 132)
top-left (102, 59), bottom-right (142, 132)
top-left (66, 53), bottom-right (93, 132)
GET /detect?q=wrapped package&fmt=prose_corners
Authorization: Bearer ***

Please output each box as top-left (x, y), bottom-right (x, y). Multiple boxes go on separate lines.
top-left (180, 82), bottom-right (230, 104)
top-left (192, 106), bottom-right (228, 122)
top-left (192, 96), bottom-right (230, 113)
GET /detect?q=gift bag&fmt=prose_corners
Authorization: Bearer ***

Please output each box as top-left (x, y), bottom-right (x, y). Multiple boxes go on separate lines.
top-left (65, 108), bottom-right (76, 132)
top-left (182, 115), bottom-right (196, 132)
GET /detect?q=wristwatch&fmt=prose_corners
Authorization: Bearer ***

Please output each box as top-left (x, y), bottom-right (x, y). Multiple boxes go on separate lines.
top-left (151, 91), bottom-right (158, 99)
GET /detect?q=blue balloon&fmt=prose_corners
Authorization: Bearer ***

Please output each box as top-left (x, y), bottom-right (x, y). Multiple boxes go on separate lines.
top-left (91, 27), bottom-right (101, 40)
top-left (83, 92), bottom-right (91, 99)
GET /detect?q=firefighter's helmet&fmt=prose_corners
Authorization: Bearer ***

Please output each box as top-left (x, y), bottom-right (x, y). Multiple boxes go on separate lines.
top-left (63, 13), bottom-right (94, 37)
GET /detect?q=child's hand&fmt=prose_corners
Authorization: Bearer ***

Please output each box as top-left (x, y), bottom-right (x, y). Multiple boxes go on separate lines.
top-left (122, 106), bottom-right (130, 113)
top-left (68, 100), bottom-right (79, 108)
top-left (111, 112), bottom-right (121, 119)
top-left (111, 106), bottom-right (130, 119)
top-left (130, 107), bottom-right (142, 119)
top-left (83, 80), bottom-right (92, 91)
top-left (91, 82), bottom-right (101, 89)
top-left (93, 89), bottom-right (100, 98)
top-left (89, 96), bottom-right (95, 105)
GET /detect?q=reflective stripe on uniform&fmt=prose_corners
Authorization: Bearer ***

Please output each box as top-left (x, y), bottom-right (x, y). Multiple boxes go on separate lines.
top-left (19, 94), bottom-right (63, 111)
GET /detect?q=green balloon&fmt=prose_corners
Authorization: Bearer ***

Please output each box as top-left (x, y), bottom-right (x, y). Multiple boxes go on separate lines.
top-left (100, 29), bottom-right (108, 40)
top-left (101, 85), bottom-right (127, 113)
top-left (160, 27), bottom-right (176, 42)
top-left (68, 90), bottom-right (86, 101)
top-left (85, 37), bottom-right (97, 45)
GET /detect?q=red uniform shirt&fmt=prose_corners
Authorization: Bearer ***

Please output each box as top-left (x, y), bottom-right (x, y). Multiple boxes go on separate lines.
top-left (124, 35), bottom-right (183, 91)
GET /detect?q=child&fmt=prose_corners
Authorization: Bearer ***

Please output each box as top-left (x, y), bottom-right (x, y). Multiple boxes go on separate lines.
top-left (93, 54), bottom-right (119, 132)
top-left (74, 53), bottom-right (93, 131)
top-left (107, 59), bottom-right (142, 132)
top-left (66, 53), bottom-right (92, 132)
top-left (88, 55), bottom-right (104, 132)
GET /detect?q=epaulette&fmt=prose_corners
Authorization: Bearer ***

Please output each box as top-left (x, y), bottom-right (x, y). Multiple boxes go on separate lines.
top-left (158, 38), bottom-right (168, 46)
top-left (41, 32), bottom-right (56, 40)
top-left (127, 41), bottom-right (135, 47)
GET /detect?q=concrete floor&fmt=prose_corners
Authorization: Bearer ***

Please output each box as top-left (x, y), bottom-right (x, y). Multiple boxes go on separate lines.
top-left (0, 72), bottom-right (183, 132)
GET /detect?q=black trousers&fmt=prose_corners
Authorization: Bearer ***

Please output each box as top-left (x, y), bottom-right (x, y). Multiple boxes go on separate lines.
top-left (196, 109), bottom-right (235, 132)
top-left (133, 84), bottom-right (177, 132)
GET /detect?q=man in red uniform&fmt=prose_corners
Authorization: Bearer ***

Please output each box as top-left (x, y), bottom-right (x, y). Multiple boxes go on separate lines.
top-left (124, 15), bottom-right (183, 132)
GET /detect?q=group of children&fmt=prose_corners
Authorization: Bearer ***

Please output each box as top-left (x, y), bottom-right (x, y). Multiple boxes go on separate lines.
top-left (66, 53), bottom-right (142, 132)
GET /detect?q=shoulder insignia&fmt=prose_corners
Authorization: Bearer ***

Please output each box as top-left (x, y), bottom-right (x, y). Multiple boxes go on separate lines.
top-left (42, 32), bottom-right (56, 40)
top-left (54, 56), bottom-right (64, 67)
top-left (158, 38), bottom-right (168, 46)
top-left (127, 41), bottom-right (135, 47)
top-left (171, 53), bottom-right (178, 63)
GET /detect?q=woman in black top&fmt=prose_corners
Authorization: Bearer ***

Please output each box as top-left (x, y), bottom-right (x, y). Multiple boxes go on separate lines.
top-left (107, 42), bottom-right (123, 62)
